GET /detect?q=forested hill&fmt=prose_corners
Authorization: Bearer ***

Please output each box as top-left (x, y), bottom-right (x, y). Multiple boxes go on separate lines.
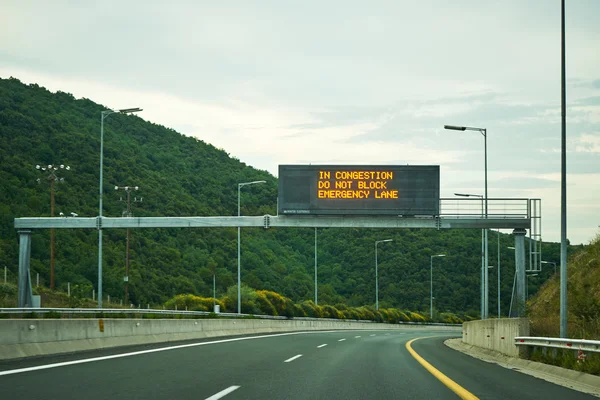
top-left (0, 77), bottom-right (567, 315)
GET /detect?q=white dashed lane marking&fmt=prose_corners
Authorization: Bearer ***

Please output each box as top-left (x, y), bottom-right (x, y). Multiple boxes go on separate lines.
top-left (205, 386), bottom-right (240, 400)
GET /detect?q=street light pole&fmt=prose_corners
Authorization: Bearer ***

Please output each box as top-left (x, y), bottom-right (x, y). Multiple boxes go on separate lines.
top-left (237, 180), bottom-right (266, 314)
top-left (430, 254), bottom-right (446, 319)
top-left (375, 239), bottom-right (393, 311)
top-left (447, 125), bottom-right (488, 319)
top-left (560, 0), bottom-right (568, 339)
top-left (98, 107), bottom-right (142, 308)
top-left (36, 164), bottom-right (70, 290)
top-left (454, 192), bottom-right (485, 319)
top-left (315, 227), bottom-right (318, 305)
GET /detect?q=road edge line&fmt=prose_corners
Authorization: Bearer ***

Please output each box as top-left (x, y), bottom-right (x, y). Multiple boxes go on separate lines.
top-left (406, 337), bottom-right (479, 400)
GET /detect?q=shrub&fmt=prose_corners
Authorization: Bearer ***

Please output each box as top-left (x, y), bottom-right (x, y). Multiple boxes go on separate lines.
top-left (408, 312), bottom-right (426, 323)
top-left (322, 305), bottom-right (342, 319)
top-left (293, 304), bottom-right (307, 317)
top-left (300, 300), bottom-right (322, 318)
top-left (397, 311), bottom-right (410, 322)
top-left (255, 291), bottom-right (277, 316)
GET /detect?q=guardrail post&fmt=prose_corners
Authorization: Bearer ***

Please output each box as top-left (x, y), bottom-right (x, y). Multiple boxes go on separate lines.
top-left (17, 230), bottom-right (34, 308)
top-left (512, 229), bottom-right (527, 317)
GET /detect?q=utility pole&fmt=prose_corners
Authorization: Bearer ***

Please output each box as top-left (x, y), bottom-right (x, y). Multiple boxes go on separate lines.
top-left (115, 185), bottom-right (141, 305)
top-left (36, 164), bottom-right (70, 290)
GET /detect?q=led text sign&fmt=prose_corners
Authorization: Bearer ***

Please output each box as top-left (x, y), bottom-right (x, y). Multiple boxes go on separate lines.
top-left (278, 165), bottom-right (440, 216)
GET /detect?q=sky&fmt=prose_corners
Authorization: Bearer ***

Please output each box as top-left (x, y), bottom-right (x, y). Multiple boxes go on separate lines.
top-left (1, 0), bottom-right (599, 245)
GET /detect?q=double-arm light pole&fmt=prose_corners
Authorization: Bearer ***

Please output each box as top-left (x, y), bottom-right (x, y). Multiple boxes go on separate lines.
top-left (446, 125), bottom-right (488, 319)
top-left (98, 107), bottom-right (142, 308)
top-left (237, 180), bottom-right (266, 314)
top-left (375, 239), bottom-right (393, 311)
top-left (115, 185), bottom-right (141, 305)
top-left (36, 164), bottom-right (70, 290)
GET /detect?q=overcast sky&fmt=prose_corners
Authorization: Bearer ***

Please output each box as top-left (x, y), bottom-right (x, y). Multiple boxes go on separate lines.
top-left (1, 1), bottom-right (598, 244)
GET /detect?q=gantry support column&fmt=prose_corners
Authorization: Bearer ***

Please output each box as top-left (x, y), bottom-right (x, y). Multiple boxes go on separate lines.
top-left (17, 230), bottom-right (34, 308)
top-left (512, 228), bottom-right (527, 317)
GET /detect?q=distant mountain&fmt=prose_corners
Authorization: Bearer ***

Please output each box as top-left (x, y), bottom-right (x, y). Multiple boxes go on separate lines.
top-left (0, 77), bottom-right (571, 314)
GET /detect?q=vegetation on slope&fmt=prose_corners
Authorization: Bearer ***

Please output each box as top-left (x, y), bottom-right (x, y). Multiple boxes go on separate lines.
top-left (0, 77), bottom-right (578, 316)
top-left (529, 233), bottom-right (600, 339)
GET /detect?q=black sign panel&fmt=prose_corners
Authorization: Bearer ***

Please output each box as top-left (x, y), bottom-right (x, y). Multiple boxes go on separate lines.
top-left (278, 165), bottom-right (440, 216)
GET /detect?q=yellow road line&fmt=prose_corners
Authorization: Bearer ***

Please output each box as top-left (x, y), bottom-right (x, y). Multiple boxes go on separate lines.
top-left (406, 337), bottom-right (479, 400)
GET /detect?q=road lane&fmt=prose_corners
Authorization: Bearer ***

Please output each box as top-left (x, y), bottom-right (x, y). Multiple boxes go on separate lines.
top-left (410, 336), bottom-right (597, 400)
top-left (1, 329), bottom-right (594, 399)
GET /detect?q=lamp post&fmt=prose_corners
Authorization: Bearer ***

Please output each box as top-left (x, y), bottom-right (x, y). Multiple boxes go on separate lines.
top-left (541, 260), bottom-right (557, 276)
top-left (375, 239), bottom-right (393, 311)
top-left (98, 107), bottom-right (142, 308)
top-left (455, 192), bottom-right (486, 319)
top-left (447, 125), bottom-right (488, 319)
top-left (36, 164), bottom-right (70, 290)
top-left (315, 227), bottom-right (318, 305)
top-left (430, 254), bottom-right (446, 319)
top-left (237, 180), bottom-right (266, 314)
top-left (115, 185), bottom-right (141, 306)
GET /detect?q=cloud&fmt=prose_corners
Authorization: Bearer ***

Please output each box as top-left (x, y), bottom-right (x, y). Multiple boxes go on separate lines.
top-left (575, 133), bottom-right (600, 153)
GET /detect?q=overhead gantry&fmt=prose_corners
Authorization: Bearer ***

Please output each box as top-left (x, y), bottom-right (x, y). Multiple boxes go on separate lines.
top-left (14, 197), bottom-right (541, 318)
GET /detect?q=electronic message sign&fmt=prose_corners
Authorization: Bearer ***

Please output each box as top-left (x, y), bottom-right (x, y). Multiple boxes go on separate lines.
top-left (278, 165), bottom-right (440, 216)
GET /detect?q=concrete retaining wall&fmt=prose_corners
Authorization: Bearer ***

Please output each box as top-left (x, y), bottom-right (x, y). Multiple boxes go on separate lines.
top-left (0, 319), bottom-right (460, 360)
top-left (462, 318), bottom-right (529, 357)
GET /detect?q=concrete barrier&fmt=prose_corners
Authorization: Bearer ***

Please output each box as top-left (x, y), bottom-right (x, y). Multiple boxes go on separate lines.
top-left (0, 319), bottom-right (460, 360)
top-left (462, 318), bottom-right (529, 357)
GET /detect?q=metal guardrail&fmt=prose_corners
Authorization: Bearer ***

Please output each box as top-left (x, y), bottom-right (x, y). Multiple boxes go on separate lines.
top-left (515, 336), bottom-right (600, 353)
top-left (0, 308), bottom-right (461, 327)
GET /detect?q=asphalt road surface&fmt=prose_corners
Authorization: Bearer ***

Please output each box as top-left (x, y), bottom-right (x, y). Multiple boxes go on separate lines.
top-left (0, 329), bottom-right (596, 399)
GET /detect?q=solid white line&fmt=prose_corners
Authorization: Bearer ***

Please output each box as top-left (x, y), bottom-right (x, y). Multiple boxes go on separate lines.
top-left (317, 344), bottom-right (327, 348)
top-left (205, 386), bottom-right (240, 400)
top-left (0, 331), bottom-right (338, 377)
top-left (338, 338), bottom-right (346, 342)
top-left (284, 354), bottom-right (303, 363)
top-left (355, 335), bottom-right (361, 338)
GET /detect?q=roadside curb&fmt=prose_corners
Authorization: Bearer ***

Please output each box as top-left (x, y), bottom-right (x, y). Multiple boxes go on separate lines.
top-left (445, 338), bottom-right (600, 398)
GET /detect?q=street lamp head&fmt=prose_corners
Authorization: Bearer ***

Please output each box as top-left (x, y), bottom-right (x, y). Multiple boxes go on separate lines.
top-left (454, 193), bottom-right (482, 198)
top-left (507, 246), bottom-right (515, 250)
top-left (35, 165), bottom-right (40, 169)
top-left (118, 107), bottom-right (143, 114)
top-left (239, 180), bottom-right (267, 187)
top-left (444, 125), bottom-right (466, 131)
top-left (115, 186), bottom-right (119, 190)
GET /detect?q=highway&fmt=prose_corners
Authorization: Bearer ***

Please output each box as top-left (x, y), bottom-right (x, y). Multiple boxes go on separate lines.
top-left (0, 329), bottom-right (595, 399)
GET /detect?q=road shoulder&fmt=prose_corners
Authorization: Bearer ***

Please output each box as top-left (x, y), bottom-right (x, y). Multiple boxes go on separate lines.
top-left (445, 338), bottom-right (600, 398)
